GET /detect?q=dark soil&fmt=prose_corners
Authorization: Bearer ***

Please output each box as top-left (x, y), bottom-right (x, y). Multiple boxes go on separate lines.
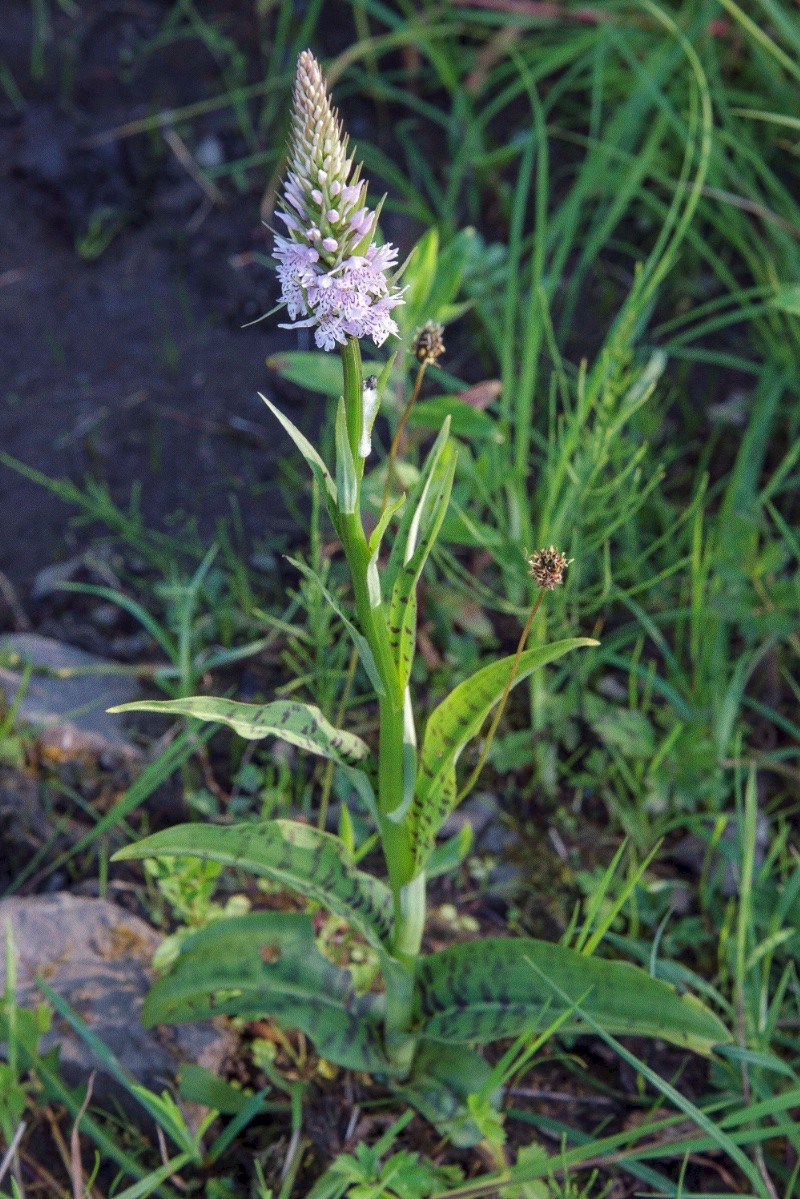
top-left (0, 0), bottom-right (318, 596)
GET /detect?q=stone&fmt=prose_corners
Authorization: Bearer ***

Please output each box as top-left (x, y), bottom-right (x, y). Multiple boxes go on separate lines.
top-left (0, 894), bottom-right (237, 1122)
top-left (0, 633), bottom-right (143, 763)
top-left (439, 793), bottom-right (499, 842)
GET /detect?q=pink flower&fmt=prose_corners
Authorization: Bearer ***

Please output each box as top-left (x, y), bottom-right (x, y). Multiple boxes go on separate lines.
top-left (271, 51), bottom-right (404, 351)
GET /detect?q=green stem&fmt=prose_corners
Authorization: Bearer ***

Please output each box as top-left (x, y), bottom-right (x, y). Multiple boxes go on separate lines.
top-left (337, 339), bottom-right (424, 985)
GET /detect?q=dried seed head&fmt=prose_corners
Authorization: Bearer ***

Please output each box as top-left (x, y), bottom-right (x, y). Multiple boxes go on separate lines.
top-left (527, 546), bottom-right (572, 590)
top-left (413, 321), bottom-right (445, 365)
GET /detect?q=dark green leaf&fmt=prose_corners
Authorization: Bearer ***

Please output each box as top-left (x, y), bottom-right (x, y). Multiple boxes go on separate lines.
top-left (178, 1064), bottom-right (252, 1113)
top-left (409, 397), bottom-right (500, 442)
top-left (415, 937), bottom-right (730, 1055)
top-left (266, 353), bottom-right (384, 397)
top-left (410, 639), bottom-right (597, 869)
top-left (142, 912), bottom-right (390, 1073)
top-left (397, 1041), bottom-right (499, 1149)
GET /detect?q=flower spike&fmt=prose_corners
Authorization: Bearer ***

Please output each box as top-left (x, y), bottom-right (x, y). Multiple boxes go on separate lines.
top-left (273, 50), bottom-right (405, 352)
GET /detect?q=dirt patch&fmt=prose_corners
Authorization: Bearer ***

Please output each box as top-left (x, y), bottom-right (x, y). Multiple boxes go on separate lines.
top-left (0, 0), bottom-right (323, 594)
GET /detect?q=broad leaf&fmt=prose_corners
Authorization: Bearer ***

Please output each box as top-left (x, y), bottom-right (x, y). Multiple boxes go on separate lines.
top-left (109, 696), bottom-right (371, 768)
top-left (113, 819), bottom-right (393, 950)
top-left (410, 396), bottom-right (500, 443)
top-left (141, 911), bottom-right (390, 1072)
top-left (410, 639), bottom-right (597, 869)
top-left (414, 937), bottom-right (730, 1056)
top-left (397, 1041), bottom-right (500, 1148)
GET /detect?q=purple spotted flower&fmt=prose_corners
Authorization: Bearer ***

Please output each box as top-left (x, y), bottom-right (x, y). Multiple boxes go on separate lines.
top-left (273, 51), bottom-right (404, 351)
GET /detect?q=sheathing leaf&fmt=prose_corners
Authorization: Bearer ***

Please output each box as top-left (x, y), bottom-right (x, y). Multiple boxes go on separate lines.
top-left (287, 557), bottom-right (385, 697)
top-left (368, 494), bottom-right (406, 559)
top-left (114, 819), bottom-right (393, 949)
top-left (142, 911), bottom-right (390, 1072)
top-left (384, 419), bottom-right (451, 595)
top-left (335, 398), bottom-right (357, 514)
top-left (414, 937), bottom-right (730, 1055)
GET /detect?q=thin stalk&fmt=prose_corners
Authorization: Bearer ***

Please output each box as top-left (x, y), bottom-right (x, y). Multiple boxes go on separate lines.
top-left (381, 358), bottom-right (429, 513)
top-left (455, 589), bottom-right (545, 807)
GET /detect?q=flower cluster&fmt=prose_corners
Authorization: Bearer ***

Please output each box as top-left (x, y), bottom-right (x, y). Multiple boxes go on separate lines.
top-left (273, 51), bottom-right (404, 352)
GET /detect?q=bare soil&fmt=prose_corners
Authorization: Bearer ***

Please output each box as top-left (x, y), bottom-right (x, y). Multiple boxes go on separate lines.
top-left (0, 0), bottom-right (311, 594)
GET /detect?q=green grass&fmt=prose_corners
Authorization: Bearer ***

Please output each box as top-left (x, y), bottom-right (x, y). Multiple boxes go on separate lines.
top-left (2, 0), bottom-right (800, 1195)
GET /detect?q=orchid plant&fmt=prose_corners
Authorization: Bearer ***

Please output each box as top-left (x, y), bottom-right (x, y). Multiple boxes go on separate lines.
top-left (112, 52), bottom-right (729, 1139)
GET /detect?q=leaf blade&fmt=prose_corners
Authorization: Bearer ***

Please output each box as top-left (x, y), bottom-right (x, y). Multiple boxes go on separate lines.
top-left (287, 556), bottom-right (385, 697)
top-left (260, 393), bottom-right (338, 510)
top-left (108, 696), bottom-right (371, 767)
top-left (142, 911), bottom-right (390, 1072)
top-left (410, 638), bottom-right (597, 868)
top-left (414, 937), bottom-right (730, 1055)
top-left (388, 441), bottom-right (457, 689)
top-left (113, 819), bottom-right (394, 950)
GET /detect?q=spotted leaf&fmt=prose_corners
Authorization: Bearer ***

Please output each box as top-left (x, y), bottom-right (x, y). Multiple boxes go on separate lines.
top-left (410, 639), bottom-right (597, 871)
top-left (142, 911), bottom-right (390, 1072)
top-left (415, 936), bottom-right (730, 1055)
top-left (113, 819), bottom-right (393, 949)
top-left (109, 696), bottom-right (371, 768)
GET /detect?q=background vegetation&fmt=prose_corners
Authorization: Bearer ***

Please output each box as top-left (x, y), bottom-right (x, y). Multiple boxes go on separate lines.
top-left (1, 1), bottom-right (799, 1196)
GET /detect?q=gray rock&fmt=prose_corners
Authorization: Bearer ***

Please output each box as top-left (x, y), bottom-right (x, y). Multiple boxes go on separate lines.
top-left (30, 555), bottom-right (87, 601)
top-left (0, 895), bottom-right (237, 1123)
top-left (668, 810), bottom-right (770, 897)
top-left (439, 793), bottom-right (500, 843)
top-left (0, 633), bottom-right (143, 762)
